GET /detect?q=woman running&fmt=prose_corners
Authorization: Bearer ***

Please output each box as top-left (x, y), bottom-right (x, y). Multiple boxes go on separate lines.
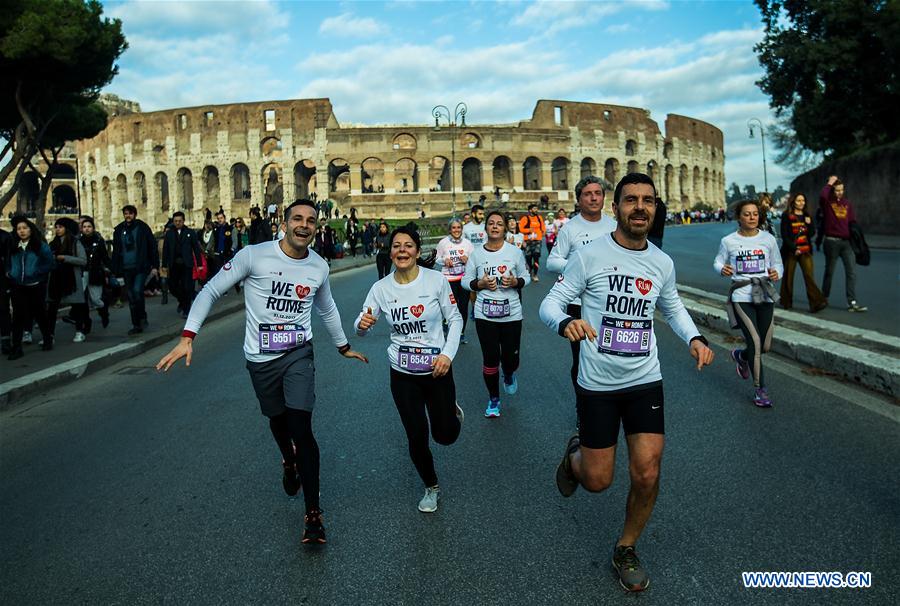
top-left (506, 216), bottom-right (525, 249)
top-left (356, 226), bottom-right (464, 513)
top-left (435, 218), bottom-right (474, 344)
top-left (714, 199), bottom-right (783, 407)
top-left (462, 210), bottom-right (530, 417)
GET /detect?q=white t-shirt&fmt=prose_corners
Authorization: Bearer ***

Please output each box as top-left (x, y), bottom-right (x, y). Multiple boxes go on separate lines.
top-left (184, 241), bottom-right (348, 363)
top-left (435, 236), bottom-right (475, 282)
top-left (546, 213), bottom-right (617, 306)
top-left (713, 231), bottom-right (783, 303)
top-left (355, 268), bottom-right (463, 375)
top-left (461, 241), bottom-right (530, 322)
top-left (506, 232), bottom-right (525, 248)
top-left (540, 233), bottom-right (701, 392)
top-left (462, 221), bottom-right (486, 246)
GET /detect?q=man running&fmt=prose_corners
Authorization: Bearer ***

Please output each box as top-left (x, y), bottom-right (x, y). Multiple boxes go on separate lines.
top-left (157, 199), bottom-right (368, 546)
top-left (518, 203), bottom-right (546, 281)
top-left (540, 173), bottom-right (714, 592)
top-left (546, 176), bottom-right (617, 388)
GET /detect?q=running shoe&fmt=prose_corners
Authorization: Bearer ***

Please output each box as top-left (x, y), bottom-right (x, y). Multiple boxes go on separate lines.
top-left (22, 331), bottom-right (32, 344)
top-left (612, 545), bottom-right (650, 592)
top-left (282, 460), bottom-right (301, 496)
top-left (556, 433), bottom-right (580, 497)
top-left (484, 398), bottom-right (501, 418)
top-left (73, 332), bottom-right (86, 343)
top-left (848, 301), bottom-right (868, 312)
top-left (455, 401), bottom-right (465, 425)
top-left (731, 349), bottom-right (750, 380)
top-left (502, 372), bottom-right (518, 395)
top-left (417, 486), bottom-right (440, 513)
top-left (301, 509), bottom-right (326, 544)
top-left (753, 387), bottom-right (773, 408)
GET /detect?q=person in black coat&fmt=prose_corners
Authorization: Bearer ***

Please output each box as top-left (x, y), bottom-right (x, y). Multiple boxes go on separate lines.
top-left (78, 216), bottom-right (111, 330)
top-left (111, 205), bottom-right (159, 335)
top-left (162, 211), bottom-right (203, 317)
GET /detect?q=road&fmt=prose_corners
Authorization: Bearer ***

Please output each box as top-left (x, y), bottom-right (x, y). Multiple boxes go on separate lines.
top-left (2, 262), bottom-right (898, 605)
top-left (662, 222), bottom-right (900, 336)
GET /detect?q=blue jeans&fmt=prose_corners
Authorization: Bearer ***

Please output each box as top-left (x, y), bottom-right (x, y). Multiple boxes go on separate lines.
top-left (123, 269), bottom-right (147, 328)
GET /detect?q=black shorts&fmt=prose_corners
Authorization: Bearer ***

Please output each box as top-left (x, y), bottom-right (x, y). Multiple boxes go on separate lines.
top-left (576, 382), bottom-right (664, 449)
top-left (245, 343), bottom-right (315, 417)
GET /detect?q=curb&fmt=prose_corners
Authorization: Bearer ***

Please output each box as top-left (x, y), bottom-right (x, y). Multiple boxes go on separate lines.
top-left (0, 258), bottom-right (375, 411)
top-left (678, 286), bottom-right (900, 399)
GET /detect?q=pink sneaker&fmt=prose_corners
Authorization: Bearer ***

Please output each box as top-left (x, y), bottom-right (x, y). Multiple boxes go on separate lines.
top-left (753, 387), bottom-right (772, 408)
top-left (731, 349), bottom-right (750, 380)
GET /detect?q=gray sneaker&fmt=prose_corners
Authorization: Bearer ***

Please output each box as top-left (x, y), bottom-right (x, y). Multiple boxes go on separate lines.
top-left (418, 486), bottom-right (440, 513)
top-left (612, 545), bottom-right (649, 592)
top-left (848, 301), bottom-right (868, 312)
top-left (555, 433), bottom-right (580, 497)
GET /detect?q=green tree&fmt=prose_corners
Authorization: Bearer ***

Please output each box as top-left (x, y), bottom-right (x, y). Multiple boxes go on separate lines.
top-left (0, 0), bottom-right (127, 214)
top-left (755, 0), bottom-right (899, 158)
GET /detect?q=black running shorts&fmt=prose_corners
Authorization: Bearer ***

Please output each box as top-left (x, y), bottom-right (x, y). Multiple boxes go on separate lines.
top-left (575, 382), bottom-right (664, 449)
top-left (245, 343), bottom-right (316, 417)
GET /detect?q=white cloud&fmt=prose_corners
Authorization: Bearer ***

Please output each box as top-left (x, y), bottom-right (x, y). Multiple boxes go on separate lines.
top-left (105, 0), bottom-right (290, 38)
top-left (319, 13), bottom-right (387, 37)
top-left (605, 23), bottom-right (633, 34)
top-left (511, 0), bottom-right (669, 35)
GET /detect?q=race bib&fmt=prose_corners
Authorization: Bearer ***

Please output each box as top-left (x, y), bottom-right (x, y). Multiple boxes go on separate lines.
top-left (598, 317), bottom-right (652, 357)
top-left (735, 253), bottom-right (765, 274)
top-left (482, 298), bottom-right (511, 318)
top-left (258, 324), bottom-right (306, 353)
top-left (398, 345), bottom-right (440, 373)
top-left (447, 264), bottom-right (465, 276)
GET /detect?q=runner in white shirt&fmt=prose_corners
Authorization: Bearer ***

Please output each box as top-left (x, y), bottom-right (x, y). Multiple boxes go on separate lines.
top-left (356, 226), bottom-right (464, 513)
top-left (546, 176), bottom-right (618, 390)
top-left (462, 210), bottom-right (530, 417)
top-left (157, 200), bottom-right (368, 546)
top-left (540, 174), bottom-right (714, 593)
top-left (714, 198), bottom-right (783, 407)
top-left (461, 204), bottom-right (486, 321)
top-left (435, 218), bottom-right (475, 344)
top-left (505, 216), bottom-right (525, 249)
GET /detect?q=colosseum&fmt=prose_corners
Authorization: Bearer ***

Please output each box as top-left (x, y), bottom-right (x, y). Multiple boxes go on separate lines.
top-left (13, 98), bottom-right (725, 233)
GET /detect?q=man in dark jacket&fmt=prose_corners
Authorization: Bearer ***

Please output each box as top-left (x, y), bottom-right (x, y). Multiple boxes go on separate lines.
top-left (209, 210), bottom-right (233, 278)
top-left (111, 205), bottom-right (159, 335)
top-left (162, 211), bottom-right (203, 317)
top-left (248, 207), bottom-right (268, 245)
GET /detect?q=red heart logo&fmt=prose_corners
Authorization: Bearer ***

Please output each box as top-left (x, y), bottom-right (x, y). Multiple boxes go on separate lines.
top-left (410, 304), bottom-right (424, 318)
top-left (458, 249), bottom-right (465, 255)
top-left (295, 284), bottom-right (311, 299)
top-left (635, 278), bottom-right (652, 295)
top-left (497, 265), bottom-right (507, 274)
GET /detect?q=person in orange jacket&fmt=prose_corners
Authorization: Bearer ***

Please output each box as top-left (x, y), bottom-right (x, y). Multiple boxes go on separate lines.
top-left (519, 203), bottom-right (546, 281)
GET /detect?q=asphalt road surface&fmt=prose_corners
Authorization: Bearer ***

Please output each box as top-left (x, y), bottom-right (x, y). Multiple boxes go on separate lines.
top-left (663, 221), bottom-right (899, 336)
top-left (2, 262), bottom-right (898, 605)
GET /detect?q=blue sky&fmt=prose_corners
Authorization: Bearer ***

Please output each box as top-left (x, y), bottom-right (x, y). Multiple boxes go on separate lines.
top-left (102, 0), bottom-right (790, 190)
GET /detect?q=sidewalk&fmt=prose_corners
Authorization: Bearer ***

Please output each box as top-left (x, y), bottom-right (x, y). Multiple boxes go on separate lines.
top-left (0, 254), bottom-right (375, 409)
top-left (678, 284), bottom-right (900, 399)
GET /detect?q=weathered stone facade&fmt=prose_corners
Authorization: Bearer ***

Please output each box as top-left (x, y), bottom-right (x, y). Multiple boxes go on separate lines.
top-left (72, 98), bottom-right (724, 233)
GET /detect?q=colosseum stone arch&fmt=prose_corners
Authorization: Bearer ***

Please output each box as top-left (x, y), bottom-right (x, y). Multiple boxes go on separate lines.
top-left (71, 99), bottom-right (725, 232)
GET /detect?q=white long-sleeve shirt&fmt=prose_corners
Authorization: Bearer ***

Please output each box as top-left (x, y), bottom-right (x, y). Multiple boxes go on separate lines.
top-left (435, 236), bottom-right (475, 282)
top-left (183, 241), bottom-right (348, 363)
top-left (461, 241), bottom-right (530, 322)
top-left (540, 233), bottom-right (701, 392)
top-left (355, 267), bottom-right (463, 375)
top-left (462, 222), bottom-right (486, 246)
top-left (546, 213), bottom-right (617, 306)
top-left (713, 231), bottom-right (783, 303)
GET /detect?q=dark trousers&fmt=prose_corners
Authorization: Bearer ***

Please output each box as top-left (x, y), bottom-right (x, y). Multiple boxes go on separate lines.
top-left (822, 237), bottom-right (857, 303)
top-left (389, 368), bottom-right (460, 487)
top-left (376, 253), bottom-right (391, 280)
top-left (168, 264), bottom-right (195, 313)
top-left (781, 252), bottom-right (826, 310)
top-left (47, 299), bottom-right (89, 335)
top-left (0, 289), bottom-right (10, 339)
top-left (123, 269), bottom-right (147, 328)
top-left (10, 283), bottom-right (51, 349)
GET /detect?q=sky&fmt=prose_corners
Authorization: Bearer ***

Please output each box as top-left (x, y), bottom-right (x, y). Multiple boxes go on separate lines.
top-left (101, 0), bottom-right (791, 191)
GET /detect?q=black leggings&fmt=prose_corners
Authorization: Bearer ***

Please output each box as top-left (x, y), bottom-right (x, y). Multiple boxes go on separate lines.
top-left (733, 302), bottom-right (774, 387)
top-left (448, 280), bottom-right (469, 334)
top-left (267, 409), bottom-right (320, 512)
top-left (390, 368), bottom-right (460, 487)
top-left (10, 283), bottom-right (51, 349)
top-left (566, 304), bottom-right (582, 388)
top-left (475, 319), bottom-right (522, 399)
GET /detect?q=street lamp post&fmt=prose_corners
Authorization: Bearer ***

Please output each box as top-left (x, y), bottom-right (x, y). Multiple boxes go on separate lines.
top-left (747, 118), bottom-right (768, 193)
top-left (432, 102), bottom-right (467, 214)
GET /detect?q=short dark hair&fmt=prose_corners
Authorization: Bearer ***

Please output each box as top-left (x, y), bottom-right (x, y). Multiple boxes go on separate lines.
top-left (575, 175), bottom-right (605, 201)
top-left (613, 173), bottom-right (657, 205)
top-left (172, 211), bottom-right (185, 219)
top-left (471, 204), bottom-right (484, 214)
top-left (732, 199), bottom-right (759, 218)
top-left (215, 210), bottom-right (225, 217)
top-left (389, 225), bottom-right (436, 269)
top-left (528, 203), bottom-right (538, 210)
top-left (122, 205), bottom-right (138, 215)
top-left (249, 207), bottom-right (260, 219)
top-left (284, 199), bottom-right (317, 220)
top-left (80, 215), bottom-right (95, 228)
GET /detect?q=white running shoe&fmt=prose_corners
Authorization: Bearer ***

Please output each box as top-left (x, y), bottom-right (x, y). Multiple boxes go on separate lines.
top-left (418, 486), bottom-right (440, 513)
top-left (22, 332), bottom-right (32, 344)
top-left (73, 332), bottom-right (86, 343)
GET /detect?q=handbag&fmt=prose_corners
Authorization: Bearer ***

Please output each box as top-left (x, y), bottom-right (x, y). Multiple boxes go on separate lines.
top-left (192, 253), bottom-right (209, 281)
